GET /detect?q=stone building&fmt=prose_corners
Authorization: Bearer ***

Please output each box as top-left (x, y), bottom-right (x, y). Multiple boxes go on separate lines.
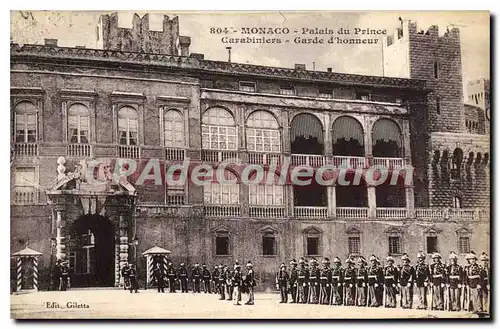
top-left (10, 14), bottom-right (490, 290)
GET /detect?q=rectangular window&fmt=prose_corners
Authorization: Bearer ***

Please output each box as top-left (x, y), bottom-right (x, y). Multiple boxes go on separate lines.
top-left (426, 236), bottom-right (438, 254)
top-left (459, 237), bottom-right (470, 254)
top-left (15, 113), bottom-right (37, 143)
top-left (434, 61), bottom-right (439, 79)
top-left (201, 125), bottom-right (238, 150)
top-left (355, 92), bottom-right (370, 101)
top-left (246, 128), bottom-right (281, 153)
top-left (348, 236), bottom-right (360, 255)
top-left (262, 235), bottom-right (276, 256)
top-left (204, 183), bottom-right (239, 204)
top-left (239, 81), bottom-right (256, 92)
top-left (13, 167), bottom-right (36, 204)
top-left (279, 86), bottom-right (295, 96)
top-left (306, 237), bottom-right (319, 256)
top-left (215, 236), bottom-right (230, 256)
top-left (249, 185), bottom-right (284, 206)
top-left (319, 89), bottom-right (333, 99)
top-left (68, 115), bottom-right (89, 144)
top-left (436, 97), bottom-right (441, 115)
top-left (388, 236), bottom-right (401, 255)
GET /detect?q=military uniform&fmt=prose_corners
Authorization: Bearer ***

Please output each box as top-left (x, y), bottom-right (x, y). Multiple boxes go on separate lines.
top-left (202, 265), bottom-right (211, 293)
top-left (343, 258), bottom-right (356, 306)
top-left (232, 263), bottom-right (242, 305)
top-left (60, 263), bottom-right (70, 291)
top-left (244, 262), bottom-right (255, 305)
top-left (191, 264), bottom-right (202, 293)
top-left (153, 264), bottom-right (166, 293)
top-left (399, 254), bottom-right (415, 309)
top-left (308, 259), bottom-right (320, 304)
top-left (297, 259), bottom-right (309, 304)
top-left (218, 265), bottom-right (226, 300)
top-left (225, 267), bottom-right (233, 300)
top-left (479, 253), bottom-right (490, 313)
top-left (383, 256), bottom-right (400, 308)
top-left (319, 258), bottom-right (332, 305)
top-left (167, 264), bottom-right (177, 293)
top-left (465, 252), bottom-right (482, 312)
top-left (178, 263), bottom-right (189, 293)
top-left (355, 257), bottom-right (368, 307)
top-left (446, 252), bottom-right (464, 311)
top-left (414, 252), bottom-right (430, 309)
top-left (330, 258), bottom-right (344, 305)
top-left (289, 260), bottom-right (298, 303)
top-left (212, 266), bottom-right (220, 295)
top-left (367, 255), bottom-right (383, 307)
top-left (129, 266), bottom-right (139, 293)
top-left (430, 253), bottom-right (446, 310)
top-left (121, 263), bottom-right (131, 290)
top-left (276, 263), bottom-right (289, 303)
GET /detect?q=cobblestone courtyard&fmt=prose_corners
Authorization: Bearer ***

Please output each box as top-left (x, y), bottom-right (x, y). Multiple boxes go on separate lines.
top-left (11, 289), bottom-right (482, 319)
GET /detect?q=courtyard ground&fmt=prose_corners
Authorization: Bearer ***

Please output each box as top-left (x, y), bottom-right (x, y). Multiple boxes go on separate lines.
top-left (11, 289), bottom-right (484, 319)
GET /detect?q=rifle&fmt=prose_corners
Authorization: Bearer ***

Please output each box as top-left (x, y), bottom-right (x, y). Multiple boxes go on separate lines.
top-left (429, 284), bottom-right (434, 310)
top-left (382, 284), bottom-right (386, 307)
top-left (329, 283), bottom-right (335, 305)
top-left (343, 284), bottom-right (347, 306)
top-left (355, 283), bottom-right (358, 306)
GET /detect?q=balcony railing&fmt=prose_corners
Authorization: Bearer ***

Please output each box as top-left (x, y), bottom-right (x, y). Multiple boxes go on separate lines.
top-left (376, 207), bottom-right (407, 218)
top-left (291, 154), bottom-right (326, 167)
top-left (13, 187), bottom-right (37, 205)
top-left (13, 143), bottom-right (38, 157)
top-left (118, 145), bottom-right (141, 159)
top-left (166, 194), bottom-right (185, 205)
top-left (415, 208), bottom-right (445, 219)
top-left (336, 207), bottom-right (369, 218)
top-left (373, 157), bottom-right (405, 168)
top-left (204, 204), bottom-right (241, 217)
top-left (449, 208), bottom-right (476, 221)
top-left (294, 206), bottom-right (328, 218)
top-left (201, 150), bottom-right (239, 162)
top-left (331, 155), bottom-right (367, 168)
top-left (248, 152), bottom-right (282, 166)
top-left (249, 205), bottom-right (286, 218)
top-left (165, 148), bottom-right (186, 161)
top-left (67, 143), bottom-right (92, 157)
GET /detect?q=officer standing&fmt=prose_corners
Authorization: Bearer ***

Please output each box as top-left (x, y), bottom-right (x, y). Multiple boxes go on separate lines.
top-left (297, 258), bottom-right (309, 304)
top-left (331, 257), bottom-right (344, 305)
top-left (479, 252), bottom-right (490, 313)
top-left (430, 252), bottom-right (446, 310)
top-left (446, 251), bottom-right (464, 311)
top-left (60, 261), bottom-right (70, 291)
top-left (121, 262), bottom-right (131, 291)
top-left (367, 255), bottom-right (382, 307)
top-left (414, 251), bottom-right (430, 309)
top-left (53, 259), bottom-right (62, 291)
top-left (276, 262), bottom-right (289, 303)
top-left (244, 261), bottom-right (255, 305)
top-left (343, 257), bottom-right (356, 306)
top-left (202, 264), bottom-right (212, 294)
top-left (191, 263), bottom-right (202, 293)
top-left (383, 256), bottom-right (399, 308)
top-left (129, 264), bottom-right (139, 293)
top-left (319, 257), bottom-right (332, 305)
top-left (355, 256), bottom-right (368, 307)
top-left (153, 263), bottom-right (166, 293)
top-left (232, 262), bottom-right (242, 305)
top-left (398, 254), bottom-right (415, 309)
top-left (289, 259), bottom-right (298, 303)
top-left (225, 265), bottom-right (233, 300)
top-left (178, 263), bottom-right (188, 293)
top-left (465, 252), bottom-right (482, 312)
top-left (308, 258), bottom-right (320, 304)
top-left (167, 262), bottom-right (177, 293)
top-left (212, 265), bottom-right (220, 295)
top-left (218, 264), bottom-right (226, 300)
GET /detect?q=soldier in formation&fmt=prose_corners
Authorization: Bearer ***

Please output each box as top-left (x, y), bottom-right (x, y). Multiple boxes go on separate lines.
top-left (167, 262), bottom-right (177, 293)
top-left (178, 263), bottom-right (189, 293)
top-left (276, 262), bottom-right (289, 303)
top-left (202, 264), bottom-right (211, 294)
top-left (153, 263), bottom-right (166, 293)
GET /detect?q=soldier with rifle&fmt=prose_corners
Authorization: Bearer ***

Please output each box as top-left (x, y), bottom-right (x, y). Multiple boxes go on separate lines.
top-left (367, 255), bottom-right (382, 307)
top-left (330, 257), bottom-right (344, 305)
top-left (465, 251), bottom-right (482, 312)
top-left (343, 257), bottom-right (356, 306)
top-left (276, 262), bottom-right (289, 303)
top-left (201, 264), bottom-right (211, 294)
top-left (414, 251), bottom-right (430, 309)
top-left (383, 255), bottom-right (399, 308)
top-left (446, 251), bottom-right (464, 311)
top-left (355, 256), bottom-right (368, 307)
top-left (319, 257), bottom-right (332, 305)
top-left (178, 263), bottom-right (189, 293)
top-left (308, 258), bottom-right (320, 304)
top-left (429, 252), bottom-right (446, 310)
top-left (167, 262), bottom-right (177, 293)
top-left (399, 253), bottom-right (415, 309)
top-left (191, 263), bottom-right (202, 293)
top-left (297, 258), bottom-right (309, 304)
top-left (212, 265), bottom-right (220, 295)
top-left (218, 264), bottom-right (226, 300)
top-left (289, 259), bottom-right (298, 303)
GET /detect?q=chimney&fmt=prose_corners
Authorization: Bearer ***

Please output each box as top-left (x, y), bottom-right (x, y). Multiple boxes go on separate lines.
top-left (190, 53), bottom-right (205, 60)
top-left (294, 64), bottom-right (306, 70)
top-left (327, 68), bottom-right (332, 73)
top-left (44, 38), bottom-right (58, 47)
top-left (178, 36), bottom-right (191, 56)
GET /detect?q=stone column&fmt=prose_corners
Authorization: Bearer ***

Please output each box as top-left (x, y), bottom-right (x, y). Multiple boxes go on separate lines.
top-left (405, 186), bottom-right (415, 218)
top-left (240, 182), bottom-right (249, 217)
top-left (55, 209), bottom-right (66, 261)
top-left (327, 185), bottom-right (336, 218)
top-left (119, 214), bottom-right (129, 279)
top-left (367, 186), bottom-right (377, 218)
top-left (364, 117), bottom-right (373, 166)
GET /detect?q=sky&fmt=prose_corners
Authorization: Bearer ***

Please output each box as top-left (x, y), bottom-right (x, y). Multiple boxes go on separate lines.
top-left (10, 11), bottom-right (490, 97)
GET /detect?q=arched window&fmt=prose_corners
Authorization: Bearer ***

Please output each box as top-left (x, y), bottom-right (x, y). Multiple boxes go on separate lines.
top-left (118, 106), bottom-right (139, 145)
top-left (202, 107), bottom-right (237, 150)
top-left (68, 103), bottom-right (90, 144)
top-left (248, 171), bottom-right (284, 206)
top-left (290, 113), bottom-right (324, 154)
top-left (14, 101), bottom-right (37, 143)
top-left (332, 116), bottom-right (365, 156)
top-left (246, 111), bottom-right (280, 153)
top-left (203, 169), bottom-right (239, 204)
top-left (372, 118), bottom-right (402, 158)
top-left (163, 109), bottom-right (184, 147)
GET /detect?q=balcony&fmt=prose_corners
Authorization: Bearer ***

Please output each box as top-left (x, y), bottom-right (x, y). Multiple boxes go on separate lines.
top-left (294, 206), bottom-right (328, 219)
top-left (449, 208), bottom-right (476, 221)
top-left (331, 156), bottom-right (367, 168)
top-left (376, 207), bottom-right (407, 219)
top-left (336, 207), bottom-right (369, 218)
top-left (13, 143), bottom-right (38, 157)
top-left (67, 143), bottom-right (92, 157)
top-left (166, 194), bottom-right (185, 205)
top-left (13, 187), bottom-right (37, 205)
top-left (291, 154), bottom-right (326, 167)
top-left (248, 152), bottom-right (282, 166)
top-left (204, 204), bottom-right (241, 217)
top-left (249, 205), bottom-right (286, 218)
top-left (373, 157), bottom-right (405, 168)
top-left (165, 148), bottom-right (186, 161)
top-left (118, 145), bottom-right (141, 159)
top-left (201, 150), bottom-right (239, 162)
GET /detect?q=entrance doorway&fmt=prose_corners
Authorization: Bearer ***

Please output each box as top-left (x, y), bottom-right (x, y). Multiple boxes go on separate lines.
top-left (68, 215), bottom-right (115, 287)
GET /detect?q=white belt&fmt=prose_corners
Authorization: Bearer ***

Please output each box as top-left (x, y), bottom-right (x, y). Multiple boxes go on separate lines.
top-left (449, 275), bottom-right (460, 279)
top-left (433, 274), bottom-right (443, 278)
top-left (468, 275), bottom-right (479, 279)
top-left (368, 275), bottom-right (377, 278)
top-left (333, 276), bottom-right (340, 279)
top-left (344, 277), bottom-right (351, 280)
top-left (357, 276), bottom-right (365, 279)
top-left (320, 277), bottom-right (328, 279)
top-left (385, 276), bottom-right (394, 279)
